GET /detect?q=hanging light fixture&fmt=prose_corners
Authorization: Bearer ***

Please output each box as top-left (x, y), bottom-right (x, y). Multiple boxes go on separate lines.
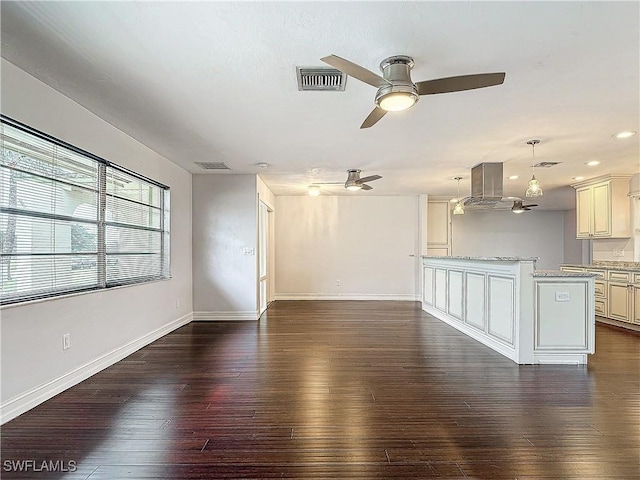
top-left (525, 139), bottom-right (543, 198)
top-left (452, 176), bottom-right (465, 215)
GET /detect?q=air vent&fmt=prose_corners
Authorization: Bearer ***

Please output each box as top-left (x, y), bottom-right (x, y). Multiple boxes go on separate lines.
top-left (296, 67), bottom-right (347, 91)
top-left (195, 162), bottom-right (231, 170)
top-left (533, 162), bottom-right (561, 168)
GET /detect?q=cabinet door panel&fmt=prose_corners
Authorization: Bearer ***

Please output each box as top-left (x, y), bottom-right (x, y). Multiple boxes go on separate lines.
top-left (576, 187), bottom-right (592, 238)
top-left (608, 282), bottom-right (630, 322)
top-left (592, 182), bottom-right (611, 237)
top-left (427, 202), bottom-right (450, 245)
top-left (634, 286), bottom-right (640, 325)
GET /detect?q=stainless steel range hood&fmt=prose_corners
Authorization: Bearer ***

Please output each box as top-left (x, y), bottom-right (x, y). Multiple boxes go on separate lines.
top-left (464, 162), bottom-right (504, 206)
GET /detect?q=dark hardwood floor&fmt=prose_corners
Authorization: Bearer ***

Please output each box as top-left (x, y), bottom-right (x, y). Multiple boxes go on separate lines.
top-left (1, 300), bottom-right (639, 479)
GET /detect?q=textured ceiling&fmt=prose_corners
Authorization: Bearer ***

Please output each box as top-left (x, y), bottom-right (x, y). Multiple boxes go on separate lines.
top-left (1, 1), bottom-right (638, 209)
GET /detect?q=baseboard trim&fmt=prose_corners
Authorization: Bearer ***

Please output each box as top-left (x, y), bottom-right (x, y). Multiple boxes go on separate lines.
top-left (193, 311), bottom-right (259, 321)
top-left (0, 312), bottom-right (193, 425)
top-left (274, 293), bottom-right (421, 301)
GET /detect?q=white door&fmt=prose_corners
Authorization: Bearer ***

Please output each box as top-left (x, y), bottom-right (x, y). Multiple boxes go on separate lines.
top-left (259, 201), bottom-right (270, 315)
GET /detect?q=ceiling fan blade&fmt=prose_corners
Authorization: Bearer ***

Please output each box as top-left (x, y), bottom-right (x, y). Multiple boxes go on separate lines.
top-left (361, 184), bottom-right (373, 191)
top-left (523, 204), bottom-right (538, 208)
top-left (360, 107), bottom-right (387, 129)
top-left (358, 175), bottom-right (382, 183)
top-left (321, 54), bottom-right (391, 88)
top-left (416, 72), bottom-right (506, 96)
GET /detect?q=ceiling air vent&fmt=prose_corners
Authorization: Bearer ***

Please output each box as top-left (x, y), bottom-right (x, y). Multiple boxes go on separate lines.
top-left (296, 67), bottom-right (347, 91)
top-left (195, 162), bottom-right (231, 170)
top-left (533, 162), bottom-right (561, 168)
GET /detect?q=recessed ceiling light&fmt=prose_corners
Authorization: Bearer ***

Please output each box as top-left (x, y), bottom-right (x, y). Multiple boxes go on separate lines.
top-left (572, 176), bottom-right (585, 181)
top-left (308, 185), bottom-right (320, 197)
top-left (509, 175), bottom-right (519, 180)
top-left (613, 131), bottom-right (637, 139)
top-left (586, 161), bottom-right (600, 166)
top-left (256, 162), bottom-right (269, 168)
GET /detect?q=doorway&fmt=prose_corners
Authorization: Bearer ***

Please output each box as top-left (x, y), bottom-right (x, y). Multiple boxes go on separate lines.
top-left (259, 200), bottom-right (273, 315)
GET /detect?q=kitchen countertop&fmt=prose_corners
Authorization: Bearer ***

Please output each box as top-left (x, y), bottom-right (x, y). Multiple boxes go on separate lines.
top-left (533, 270), bottom-right (598, 277)
top-left (560, 261), bottom-right (640, 273)
top-left (422, 256), bottom-right (539, 262)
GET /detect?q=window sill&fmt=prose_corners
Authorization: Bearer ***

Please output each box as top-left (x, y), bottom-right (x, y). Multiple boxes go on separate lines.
top-left (0, 276), bottom-right (173, 310)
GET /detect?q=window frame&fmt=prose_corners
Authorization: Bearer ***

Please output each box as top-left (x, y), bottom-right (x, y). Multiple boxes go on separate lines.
top-left (0, 114), bottom-right (171, 305)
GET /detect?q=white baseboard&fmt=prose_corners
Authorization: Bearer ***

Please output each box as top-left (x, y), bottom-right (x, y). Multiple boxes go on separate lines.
top-left (534, 353), bottom-right (587, 365)
top-left (274, 293), bottom-right (421, 301)
top-left (193, 311), bottom-right (259, 321)
top-left (0, 312), bottom-right (193, 425)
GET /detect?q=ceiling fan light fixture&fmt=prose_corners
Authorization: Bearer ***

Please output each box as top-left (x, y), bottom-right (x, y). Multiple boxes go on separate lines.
top-left (308, 185), bottom-right (320, 196)
top-left (511, 200), bottom-right (525, 214)
top-left (345, 169), bottom-right (363, 190)
top-left (377, 91), bottom-right (418, 112)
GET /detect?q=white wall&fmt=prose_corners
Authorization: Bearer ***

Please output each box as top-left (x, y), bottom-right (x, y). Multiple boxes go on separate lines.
top-left (592, 237), bottom-right (635, 261)
top-left (192, 174), bottom-right (259, 318)
top-left (275, 195), bottom-right (419, 300)
top-left (563, 209), bottom-right (586, 264)
top-left (451, 210), bottom-right (565, 270)
top-left (1, 60), bottom-right (193, 421)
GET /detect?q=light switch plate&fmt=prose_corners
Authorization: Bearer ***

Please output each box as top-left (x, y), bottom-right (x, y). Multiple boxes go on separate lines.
top-left (242, 247), bottom-right (255, 255)
top-left (555, 292), bottom-right (570, 302)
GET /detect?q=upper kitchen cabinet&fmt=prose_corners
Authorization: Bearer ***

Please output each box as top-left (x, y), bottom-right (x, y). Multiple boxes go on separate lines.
top-left (427, 200), bottom-right (451, 256)
top-left (572, 175), bottom-right (632, 239)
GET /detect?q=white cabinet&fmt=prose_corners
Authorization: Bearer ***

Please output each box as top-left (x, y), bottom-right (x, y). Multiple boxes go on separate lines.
top-left (608, 282), bottom-right (631, 322)
top-left (427, 201), bottom-right (451, 256)
top-left (572, 175), bottom-right (632, 239)
top-left (561, 264), bottom-right (640, 328)
top-left (633, 285), bottom-right (640, 325)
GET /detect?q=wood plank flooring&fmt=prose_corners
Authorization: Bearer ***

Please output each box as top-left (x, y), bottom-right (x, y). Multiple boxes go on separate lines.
top-left (1, 300), bottom-right (639, 479)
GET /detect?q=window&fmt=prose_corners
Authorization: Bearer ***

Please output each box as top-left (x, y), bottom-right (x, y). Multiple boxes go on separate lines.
top-left (0, 115), bottom-right (170, 305)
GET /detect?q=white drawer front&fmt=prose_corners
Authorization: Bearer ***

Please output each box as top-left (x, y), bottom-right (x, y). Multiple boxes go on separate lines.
top-left (587, 269), bottom-right (606, 278)
top-left (594, 281), bottom-right (606, 297)
top-left (560, 267), bottom-right (586, 273)
top-left (595, 299), bottom-right (607, 316)
top-left (608, 271), bottom-right (631, 283)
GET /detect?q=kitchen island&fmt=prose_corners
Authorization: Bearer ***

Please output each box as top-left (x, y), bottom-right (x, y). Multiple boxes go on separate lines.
top-left (422, 256), bottom-right (596, 365)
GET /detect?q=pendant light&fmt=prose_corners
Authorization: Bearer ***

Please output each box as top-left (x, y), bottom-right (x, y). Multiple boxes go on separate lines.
top-left (525, 139), bottom-right (543, 198)
top-left (453, 176), bottom-right (465, 215)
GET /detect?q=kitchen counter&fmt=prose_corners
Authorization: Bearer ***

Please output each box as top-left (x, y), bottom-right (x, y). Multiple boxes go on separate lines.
top-left (560, 261), bottom-right (640, 272)
top-left (533, 270), bottom-right (599, 277)
top-left (422, 257), bottom-right (595, 365)
top-left (423, 255), bottom-right (539, 262)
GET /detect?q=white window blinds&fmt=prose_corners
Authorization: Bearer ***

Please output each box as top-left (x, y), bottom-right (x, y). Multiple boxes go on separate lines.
top-left (0, 116), bottom-right (170, 304)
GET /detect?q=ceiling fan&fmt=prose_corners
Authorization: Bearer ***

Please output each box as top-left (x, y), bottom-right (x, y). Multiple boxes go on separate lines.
top-left (321, 54), bottom-right (505, 128)
top-left (345, 169), bottom-right (382, 190)
top-left (511, 199), bottom-right (538, 213)
top-left (308, 169), bottom-right (382, 194)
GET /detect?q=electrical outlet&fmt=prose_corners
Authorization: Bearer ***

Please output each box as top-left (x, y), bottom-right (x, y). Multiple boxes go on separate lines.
top-left (336, 279), bottom-right (341, 287)
top-left (555, 292), bottom-right (570, 302)
top-left (62, 333), bottom-right (71, 350)
top-left (613, 250), bottom-right (625, 257)
top-left (242, 247), bottom-right (255, 255)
